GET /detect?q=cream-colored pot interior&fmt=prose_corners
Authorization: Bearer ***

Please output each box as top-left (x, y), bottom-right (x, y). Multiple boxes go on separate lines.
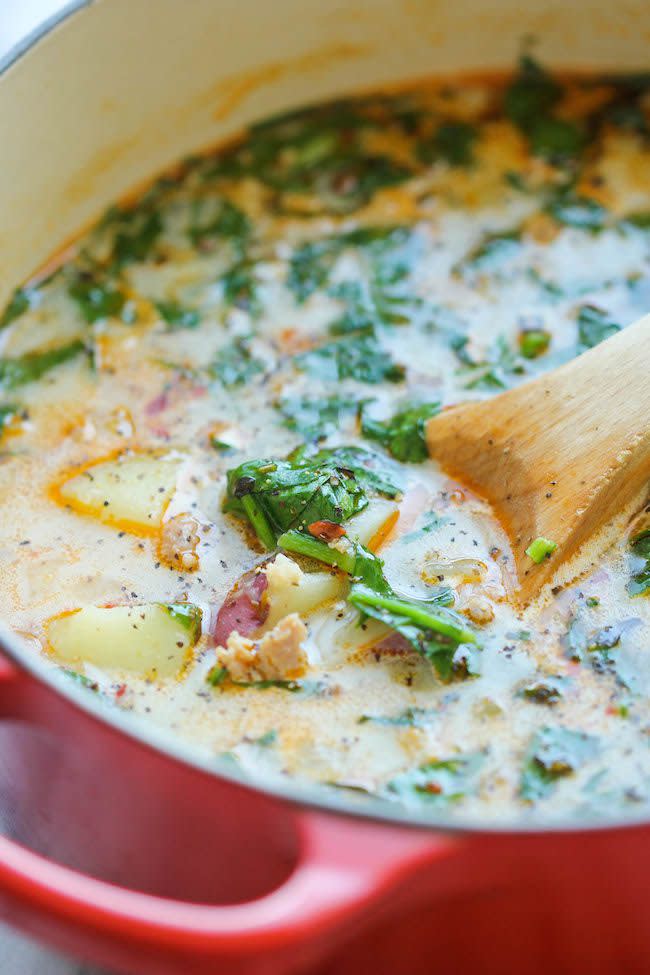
top-left (1, 0), bottom-right (650, 309)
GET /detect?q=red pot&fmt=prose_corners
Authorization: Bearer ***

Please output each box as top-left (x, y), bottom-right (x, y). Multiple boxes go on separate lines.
top-left (0, 2), bottom-right (649, 971)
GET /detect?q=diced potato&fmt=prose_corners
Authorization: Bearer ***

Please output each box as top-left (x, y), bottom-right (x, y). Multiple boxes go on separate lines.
top-left (264, 553), bottom-right (346, 627)
top-left (348, 499), bottom-right (399, 551)
top-left (54, 451), bottom-right (183, 534)
top-left (47, 603), bottom-right (201, 678)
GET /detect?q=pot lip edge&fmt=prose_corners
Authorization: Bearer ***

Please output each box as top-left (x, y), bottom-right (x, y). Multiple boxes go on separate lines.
top-left (0, 0), bottom-right (92, 78)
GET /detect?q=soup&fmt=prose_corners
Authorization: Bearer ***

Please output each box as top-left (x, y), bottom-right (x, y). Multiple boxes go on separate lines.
top-left (1, 58), bottom-right (650, 821)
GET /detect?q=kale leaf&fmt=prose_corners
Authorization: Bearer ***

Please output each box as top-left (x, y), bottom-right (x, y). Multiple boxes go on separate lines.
top-left (577, 304), bottom-right (621, 349)
top-left (387, 752), bottom-right (485, 806)
top-left (276, 394), bottom-right (363, 440)
top-left (520, 726), bottom-right (599, 801)
top-left (209, 338), bottom-right (264, 387)
top-left (0, 340), bottom-right (86, 390)
top-left (418, 121), bottom-right (478, 167)
top-left (627, 528), bottom-right (650, 597)
top-left (155, 300), bottom-right (200, 330)
top-left (295, 332), bottom-right (405, 384)
top-left (0, 287), bottom-right (31, 329)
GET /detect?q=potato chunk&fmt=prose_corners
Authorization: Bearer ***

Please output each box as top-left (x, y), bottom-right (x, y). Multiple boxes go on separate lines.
top-left (55, 451), bottom-right (182, 534)
top-left (47, 603), bottom-right (201, 677)
top-left (264, 554), bottom-right (346, 627)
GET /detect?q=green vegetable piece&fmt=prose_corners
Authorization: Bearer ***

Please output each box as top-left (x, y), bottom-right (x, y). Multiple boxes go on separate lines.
top-left (276, 394), bottom-right (363, 440)
top-left (210, 338), bottom-right (264, 388)
top-left (111, 210), bottom-right (163, 266)
top-left (520, 675), bottom-right (567, 705)
top-left (155, 300), bottom-right (200, 330)
top-left (361, 401), bottom-right (440, 462)
top-left (296, 332), bottom-right (405, 385)
top-left (520, 726), bottom-right (599, 801)
top-left (504, 56), bottom-right (562, 129)
top-left (627, 528), bottom-right (650, 596)
top-left (0, 340), bottom-right (86, 390)
top-left (294, 444), bottom-right (403, 498)
top-left (519, 328), bottom-right (551, 359)
top-left (388, 752), bottom-right (484, 806)
top-left (220, 260), bottom-right (261, 317)
top-left (527, 117), bottom-right (584, 160)
top-left (418, 121), bottom-right (478, 167)
top-left (577, 305), bottom-right (621, 349)
top-left (68, 272), bottom-right (126, 324)
top-left (224, 453), bottom-right (369, 549)
top-left (358, 707), bottom-right (437, 727)
top-left (163, 603), bottom-right (202, 643)
top-left (545, 192), bottom-right (608, 231)
top-left (0, 287), bottom-right (31, 329)
top-left (625, 212), bottom-right (650, 229)
top-left (349, 585), bottom-right (476, 680)
top-left (188, 199), bottom-right (250, 248)
top-left (525, 537), bottom-right (557, 563)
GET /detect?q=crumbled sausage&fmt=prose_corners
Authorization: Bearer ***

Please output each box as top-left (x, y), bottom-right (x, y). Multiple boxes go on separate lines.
top-left (159, 513), bottom-right (200, 571)
top-left (218, 613), bottom-right (308, 681)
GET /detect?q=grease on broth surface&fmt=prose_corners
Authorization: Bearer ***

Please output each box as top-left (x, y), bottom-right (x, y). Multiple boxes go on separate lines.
top-left (2, 59), bottom-right (650, 822)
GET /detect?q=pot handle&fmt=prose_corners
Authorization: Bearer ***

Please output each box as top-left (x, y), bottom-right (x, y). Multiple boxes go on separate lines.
top-left (0, 657), bottom-right (456, 966)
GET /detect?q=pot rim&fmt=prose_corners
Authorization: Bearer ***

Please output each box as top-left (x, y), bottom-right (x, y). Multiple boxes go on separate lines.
top-left (1, 0), bottom-right (648, 841)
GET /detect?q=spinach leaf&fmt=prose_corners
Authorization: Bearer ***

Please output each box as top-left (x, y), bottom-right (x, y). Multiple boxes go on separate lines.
top-left (188, 199), bottom-right (250, 250)
top-left (520, 726), bottom-right (599, 801)
top-left (545, 190), bottom-right (608, 231)
top-left (455, 229), bottom-right (522, 275)
top-left (0, 287), bottom-right (31, 329)
top-left (294, 444), bottom-right (403, 498)
top-left (504, 55), bottom-right (562, 129)
top-left (348, 585), bottom-right (477, 680)
top-left (68, 268), bottom-right (126, 324)
top-left (528, 116), bottom-right (584, 160)
top-left (276, 394), bottom-right (363, 440)
top-left (452, 334), bottom-right (524, 390)
top-left (627, 528), bottom-right (650, 597)
top-left (209, 338), bottom-right (264, 387)
top-left (358, 707), bottom-right (438, 727)
top-left (387, 752), bottom-right (484, 806)
top-left (0, 340), bottom-right (86, 390)
top-left (361, 401), bottom-right (440, 462)
top-left (224, 453), bottom-right (370, 549)
top-left (155, 300), bottom-right (200, 330)
top-left (287, 225), bottom-right (410, 304)
top-left (220, 260), bottom-right (262, 317)
top-left (504, 57), bottom-right (582, 161)
top-left (109, 209), bottom-right (164, 267)
top-left (418, 121), bottom-right (478, 167)
top-left (576, 304), bottom-right (621, 349)
top-left (295, 332), bottom-right (405, 384)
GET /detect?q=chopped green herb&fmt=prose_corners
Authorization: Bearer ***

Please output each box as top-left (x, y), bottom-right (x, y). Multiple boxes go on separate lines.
top-left (504, 56), bottom-right (562, 130)
top-left (220, 260), bottom-right (261, 317)
top-left (519, 327), bottom-right (551, 359)
top-left (361, 401), bottom-right (440, 462)
top-left (528, 116), bottom-right (584, 160)
top-left (525, 537), bottom-right (557, 564)
top-left (188, 199), bottom-right (250, 250)
top-left (545, 191), bottom-right (608, 231)
top-left (110, 209), bottom-right (164, 267)
top-left (358, 707), bottom-right (437, 727)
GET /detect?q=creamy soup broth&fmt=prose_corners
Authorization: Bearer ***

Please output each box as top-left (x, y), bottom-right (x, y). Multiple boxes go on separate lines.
top-left (1, 59), bottom-right (650, 821)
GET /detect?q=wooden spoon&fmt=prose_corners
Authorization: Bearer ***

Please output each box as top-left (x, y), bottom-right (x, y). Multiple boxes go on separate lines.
top-left (425, 313), bottom-right (650, 604)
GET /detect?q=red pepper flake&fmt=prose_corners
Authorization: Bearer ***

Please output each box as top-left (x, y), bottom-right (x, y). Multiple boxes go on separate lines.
top-left (114, 684), bottom-right (127, 699)
top-left (308, 520), bottom-right (347, 542)
top-left (421, 782), bottom-right (443, 795)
